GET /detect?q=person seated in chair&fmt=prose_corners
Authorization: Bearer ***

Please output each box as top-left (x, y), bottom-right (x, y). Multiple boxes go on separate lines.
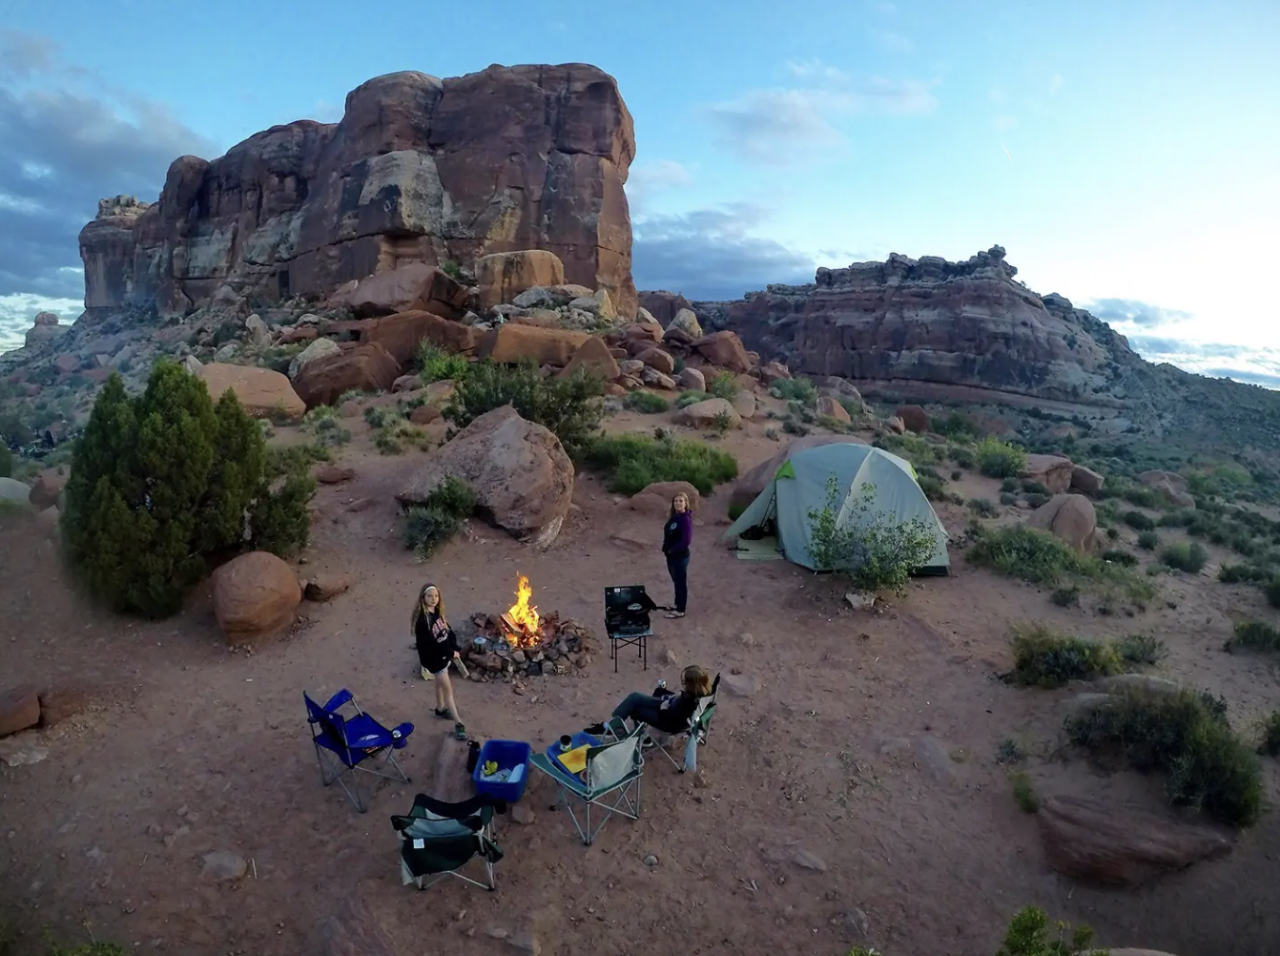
top-left (585, 665), bottom-right (713, 738)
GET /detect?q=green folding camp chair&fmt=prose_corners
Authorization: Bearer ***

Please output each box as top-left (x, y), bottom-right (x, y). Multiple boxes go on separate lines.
top-left (530, 724), bottom-right (645, 845)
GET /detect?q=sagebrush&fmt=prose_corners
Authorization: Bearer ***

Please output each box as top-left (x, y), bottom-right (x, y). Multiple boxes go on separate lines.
top-left (403, 476), bottom-right (476, 561)
top-left (583, 433), bottom-right (738, 495)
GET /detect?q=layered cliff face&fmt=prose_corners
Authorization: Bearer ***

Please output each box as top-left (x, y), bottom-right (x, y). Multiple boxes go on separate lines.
top-left (79, 64), bottom-right (637, 320)
top-left (704, 246), bottom-right (1140, 405)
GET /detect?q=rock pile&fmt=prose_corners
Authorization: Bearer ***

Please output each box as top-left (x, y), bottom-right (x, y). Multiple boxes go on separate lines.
top-left (457, 612), bottom-right (594, 679)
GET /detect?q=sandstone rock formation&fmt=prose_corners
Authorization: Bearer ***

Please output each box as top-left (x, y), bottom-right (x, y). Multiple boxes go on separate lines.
top-left (24, 312), bottom-right (66, 349)
top-left (196, 364), bottom-right (306, 421)
top-left (211, 551), bottom-right (302, 645)
top-left (702, 246), bottom-right (1138, 405)
top-left (1020, 454), bottom-right (1075, 494)
top-left (397, 405), bottom-right (574, 547)
top-left (675, 397), bottom-right (742, 430)
top-left (1025, 494), bottom-right (1098, 552)
top-left (1037, 794), bottom-right (1232, 886)
top-left (79, 64), bottom-right (637, 320)
top-left (292, 342), bottom-right (401, 409)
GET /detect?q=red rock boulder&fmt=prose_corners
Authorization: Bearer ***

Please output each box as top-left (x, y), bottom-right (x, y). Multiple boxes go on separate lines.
top-left (560, 336), bottom-right (620, 382)
top-left (691, 331), bottom-right (752, 374)
top-left (894, 405), bottom-right (929, 433)
top-left (358, 310), bottom-right (478, 364)
top-left (480, 324), bottom-right (590, 367)
top-left (292, 342), bottom-right (402, 409)
top-left (211, 552), bottom-right (303, 646)
top-left (334, 263), bottom-right (468, 319)
top-left (1020, 454), bottom-right (1075, 494)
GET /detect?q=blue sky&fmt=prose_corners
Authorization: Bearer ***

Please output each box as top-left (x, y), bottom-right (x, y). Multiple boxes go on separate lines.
top-left (1, 0), bottom-right (1278, 384)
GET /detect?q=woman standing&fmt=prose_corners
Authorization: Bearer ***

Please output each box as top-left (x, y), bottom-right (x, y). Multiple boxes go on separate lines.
top-left (412, 584), bottom-right (466, 740)
top-left (662, 492), bottom-right (693, 619)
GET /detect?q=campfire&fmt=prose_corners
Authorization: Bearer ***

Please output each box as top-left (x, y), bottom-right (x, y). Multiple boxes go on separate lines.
top-left (460, 574), bottom-right (593, 679)
top-left (501, 575), bottom-right (542, 648)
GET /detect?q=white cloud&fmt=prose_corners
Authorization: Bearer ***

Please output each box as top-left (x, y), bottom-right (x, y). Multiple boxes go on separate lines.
top-left (626, 160), bottom-right (695, 214)
top-left (871, 29), bottom-right (914, 54)
top-left (707, 63), bottom-right (939, 166)
top-left (0, 291), bottom-right (83, 353)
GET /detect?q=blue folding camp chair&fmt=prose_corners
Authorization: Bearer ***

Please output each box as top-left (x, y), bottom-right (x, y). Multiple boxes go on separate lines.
top-left (530, 724), bottom-right (645, 845)
top-left (304, 689), bottom-right (414, 813)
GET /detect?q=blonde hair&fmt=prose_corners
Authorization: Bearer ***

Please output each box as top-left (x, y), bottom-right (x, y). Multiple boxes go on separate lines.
top-left (670, 492), bottom-right (692, 516)
top-left (411, 584), bottom-right (446, 632)
top-left (682, 665), bottom-right (712, 698)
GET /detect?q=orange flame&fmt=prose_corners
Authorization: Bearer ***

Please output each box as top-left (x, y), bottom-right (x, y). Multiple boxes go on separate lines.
top-left (505, 574), bottom-right (541, 643)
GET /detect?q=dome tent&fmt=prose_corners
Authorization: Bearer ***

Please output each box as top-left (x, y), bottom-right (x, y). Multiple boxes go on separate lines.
top-left (722, 443), bottom-right (950, 573)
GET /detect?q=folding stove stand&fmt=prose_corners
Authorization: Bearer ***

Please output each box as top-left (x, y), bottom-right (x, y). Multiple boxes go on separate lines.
top-left (604, 585), bottom-right (659, 672)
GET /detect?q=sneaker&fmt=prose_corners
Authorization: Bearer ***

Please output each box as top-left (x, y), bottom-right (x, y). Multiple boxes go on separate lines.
top-left (583, 722), bottom-right (606, 736)
top-left (454, 722), bottom-right (468, 741)
top-left (434, 708), bottom-right (452, 720)
top-left (665, 611), bottom-right (685, 619)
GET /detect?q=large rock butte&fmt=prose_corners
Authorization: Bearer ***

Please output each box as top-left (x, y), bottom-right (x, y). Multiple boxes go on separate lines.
top-left (79, 64), bottom-right (637, 320)
top-left (698, 246), bottom-right (1139, 405)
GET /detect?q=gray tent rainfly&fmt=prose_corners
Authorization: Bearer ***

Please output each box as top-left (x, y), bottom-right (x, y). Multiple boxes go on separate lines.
top-left (722, 443), bottom-right (950, 573)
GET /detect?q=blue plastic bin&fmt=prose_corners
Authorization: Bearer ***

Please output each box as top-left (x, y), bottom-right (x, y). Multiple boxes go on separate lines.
top-left (474, 740), bottom-right (533, 803)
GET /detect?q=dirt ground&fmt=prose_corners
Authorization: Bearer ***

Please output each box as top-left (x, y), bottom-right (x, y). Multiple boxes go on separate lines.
top-left (3, 409), bottom-right (1280, 956)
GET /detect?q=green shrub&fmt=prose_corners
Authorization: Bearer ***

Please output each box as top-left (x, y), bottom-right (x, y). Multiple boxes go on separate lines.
top-left (1136, 529), bottom-right (1160, 550)
top-left (1266, 576), bottom-right (1280, 608)
top-left (675, 390), bottom-right (709, 409)
top-left (1021, 479), bottom-right (1051, 496)
top-left (838, 396), bottom-right (864, 421)
top-left (807, 473), bottom-right (938, 594)
top-left (402, 476), bottom-right (475, 561)
top-left (374, 420), bottom-right (427, 455)
top-left (1025, 492), bottom-right (1050, 509)
top-left (583, 434), bottom-right (738, 495)
top-left (61, 366), bottom-right (313, 619)
top-left (969, 498), bottom-right (998, 518)
top-left (1008, 623), bottom-right (1123, 687)
top-left (364, 405), bottom-right (394, 428)
top-left (445, 359), bottom-right (605, 459)
top-left (1066, 687), bottom-right (1264, 828)
top-left (1218, 562), bottom-right (1271, 584)
top-left (1100, 548), bottom-right (1137, 567)
top-left (706, 372), bottom-right (738, 400)
top-left (782, 417), bottom-right (809, 436)
top-left (1050, 585), bottom-right (1080, 607)
top-left (1258, 711), bottom-right (1280, 757)
top-left (1160, 541), bottom-right (1208, 573)
top-left (1000, 477), bottom-right (1019, 493)
top-left (916, 471), bottom-right (946, 501)
top-left (1115, 632), bottom-right (1167, 665)
top-left (1105, 527), bottom-right (1119, 540)
top-left (934, 411), bottom-right (982, 439)
top-left (0, 410), bottom-right (33, 445)
top-left (624, 391), bottom-right (670, 414)
top-left (439, 259), bottom-right (464, 281)
top-left (976, 436), bottom-right (1027, 479)
top-left (417, 342), bottom-right (470, 384)
top-left (768, 377), bottom-right (817, 405)
top-left (995, 905), bottom-right (1101, 956)
top-left (1008, 771), bottom-right (1040, 813)
top-left (969, 527), bottom-right (1088, 585)
top-left (1123, 509), bottom-right (1156, 531)
top-left (1226, 620), bottom-right (1280, 653)
top-left (999, 492), bottom-right (1017, 506)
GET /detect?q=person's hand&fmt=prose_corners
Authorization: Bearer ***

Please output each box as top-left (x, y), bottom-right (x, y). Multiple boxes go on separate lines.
top-left (453, 650), bottom-right (461, 659)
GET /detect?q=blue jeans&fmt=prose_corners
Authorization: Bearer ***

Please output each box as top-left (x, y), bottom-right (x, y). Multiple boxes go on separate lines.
top-left (666, 553), bottom-right (689, 613)
top-left (612, 692), bottom-right (666, 728)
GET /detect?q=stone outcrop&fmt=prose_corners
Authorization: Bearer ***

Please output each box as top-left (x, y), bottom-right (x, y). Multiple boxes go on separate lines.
top-left (24, 312), bottom-right (66, 349)
top-left (79, 64), bottom-right (637, 320)
top-left (195, 364), bottom-right (306, 420)
top-left (704, 246), bottom-right (1138, 405)
top-left (1025, 494), bottom-right (1098, 552)
top-left (397, 405), bottom-right (574, 547)
top-left (292, 342), bottom-right (401, 409)
top-left (1037, 794), bottom-right (1232, 886)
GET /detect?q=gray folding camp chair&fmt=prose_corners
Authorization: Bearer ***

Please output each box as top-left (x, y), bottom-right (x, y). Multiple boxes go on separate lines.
top-left (530, 724), bottom-right (645, 845)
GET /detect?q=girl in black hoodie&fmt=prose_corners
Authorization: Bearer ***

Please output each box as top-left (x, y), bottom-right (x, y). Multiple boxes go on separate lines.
top-left (412, 584), bottom-right (466, 740)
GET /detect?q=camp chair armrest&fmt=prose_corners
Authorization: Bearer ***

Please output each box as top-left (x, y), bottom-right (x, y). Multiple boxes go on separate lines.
top-left (390, 722), bottom-right (414, 747)
top-left (322, 688), bottom-right (354, 712)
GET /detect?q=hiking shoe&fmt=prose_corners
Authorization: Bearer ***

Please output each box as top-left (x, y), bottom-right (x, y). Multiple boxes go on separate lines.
top-left (454, 722), bottom-right (467, 741)
top-left (433, 707), bottom-right (452, 720)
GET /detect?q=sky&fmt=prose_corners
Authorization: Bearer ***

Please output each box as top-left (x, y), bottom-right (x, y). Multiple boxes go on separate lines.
top-left (1, 0), bottom-right (1278, 384)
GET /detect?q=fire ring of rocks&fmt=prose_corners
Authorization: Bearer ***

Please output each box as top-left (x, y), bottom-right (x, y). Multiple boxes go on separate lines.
top-left (459, 576), bottom-right (594, 680)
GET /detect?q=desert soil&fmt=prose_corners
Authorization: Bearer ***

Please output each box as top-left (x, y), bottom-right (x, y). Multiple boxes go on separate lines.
top-left (3, 409), bottom-right (1279, 956)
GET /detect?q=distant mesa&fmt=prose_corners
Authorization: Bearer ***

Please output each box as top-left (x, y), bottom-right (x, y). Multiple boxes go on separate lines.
top-left (79, 64), bottom-right (637, 321)
top-left (690, 245), bottom-right (1140, 407)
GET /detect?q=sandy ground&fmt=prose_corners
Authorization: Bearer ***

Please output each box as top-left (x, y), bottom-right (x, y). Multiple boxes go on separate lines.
top-left (3, 409), bottom-right (1280, 956)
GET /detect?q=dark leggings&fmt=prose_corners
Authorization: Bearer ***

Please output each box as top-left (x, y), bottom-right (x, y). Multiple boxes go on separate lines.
top-left (612, 692), bottom-right (667, 729)
top-left (667, 553), bottom-right (689, 613)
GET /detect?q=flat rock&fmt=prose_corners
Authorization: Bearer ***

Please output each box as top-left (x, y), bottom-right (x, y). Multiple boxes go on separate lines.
top-left (315, 465), bottom-right (355, 484)
top-left (0, 685), bottom-right (41, 738)
top-left (792, 849), bottom-right (827, 872)
top-left (0, 732), bottom-right (49, 767)
top-left (304, 574), bottom-right (350, 602)
top-left (721, 674), bottom-right (758, 697)
top-left (1038, 794), bottom-right (1232, 886)
top-left (196, 364), bottom-right (306, 421)
top-left (201, 850), bottom-right (248, 881)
